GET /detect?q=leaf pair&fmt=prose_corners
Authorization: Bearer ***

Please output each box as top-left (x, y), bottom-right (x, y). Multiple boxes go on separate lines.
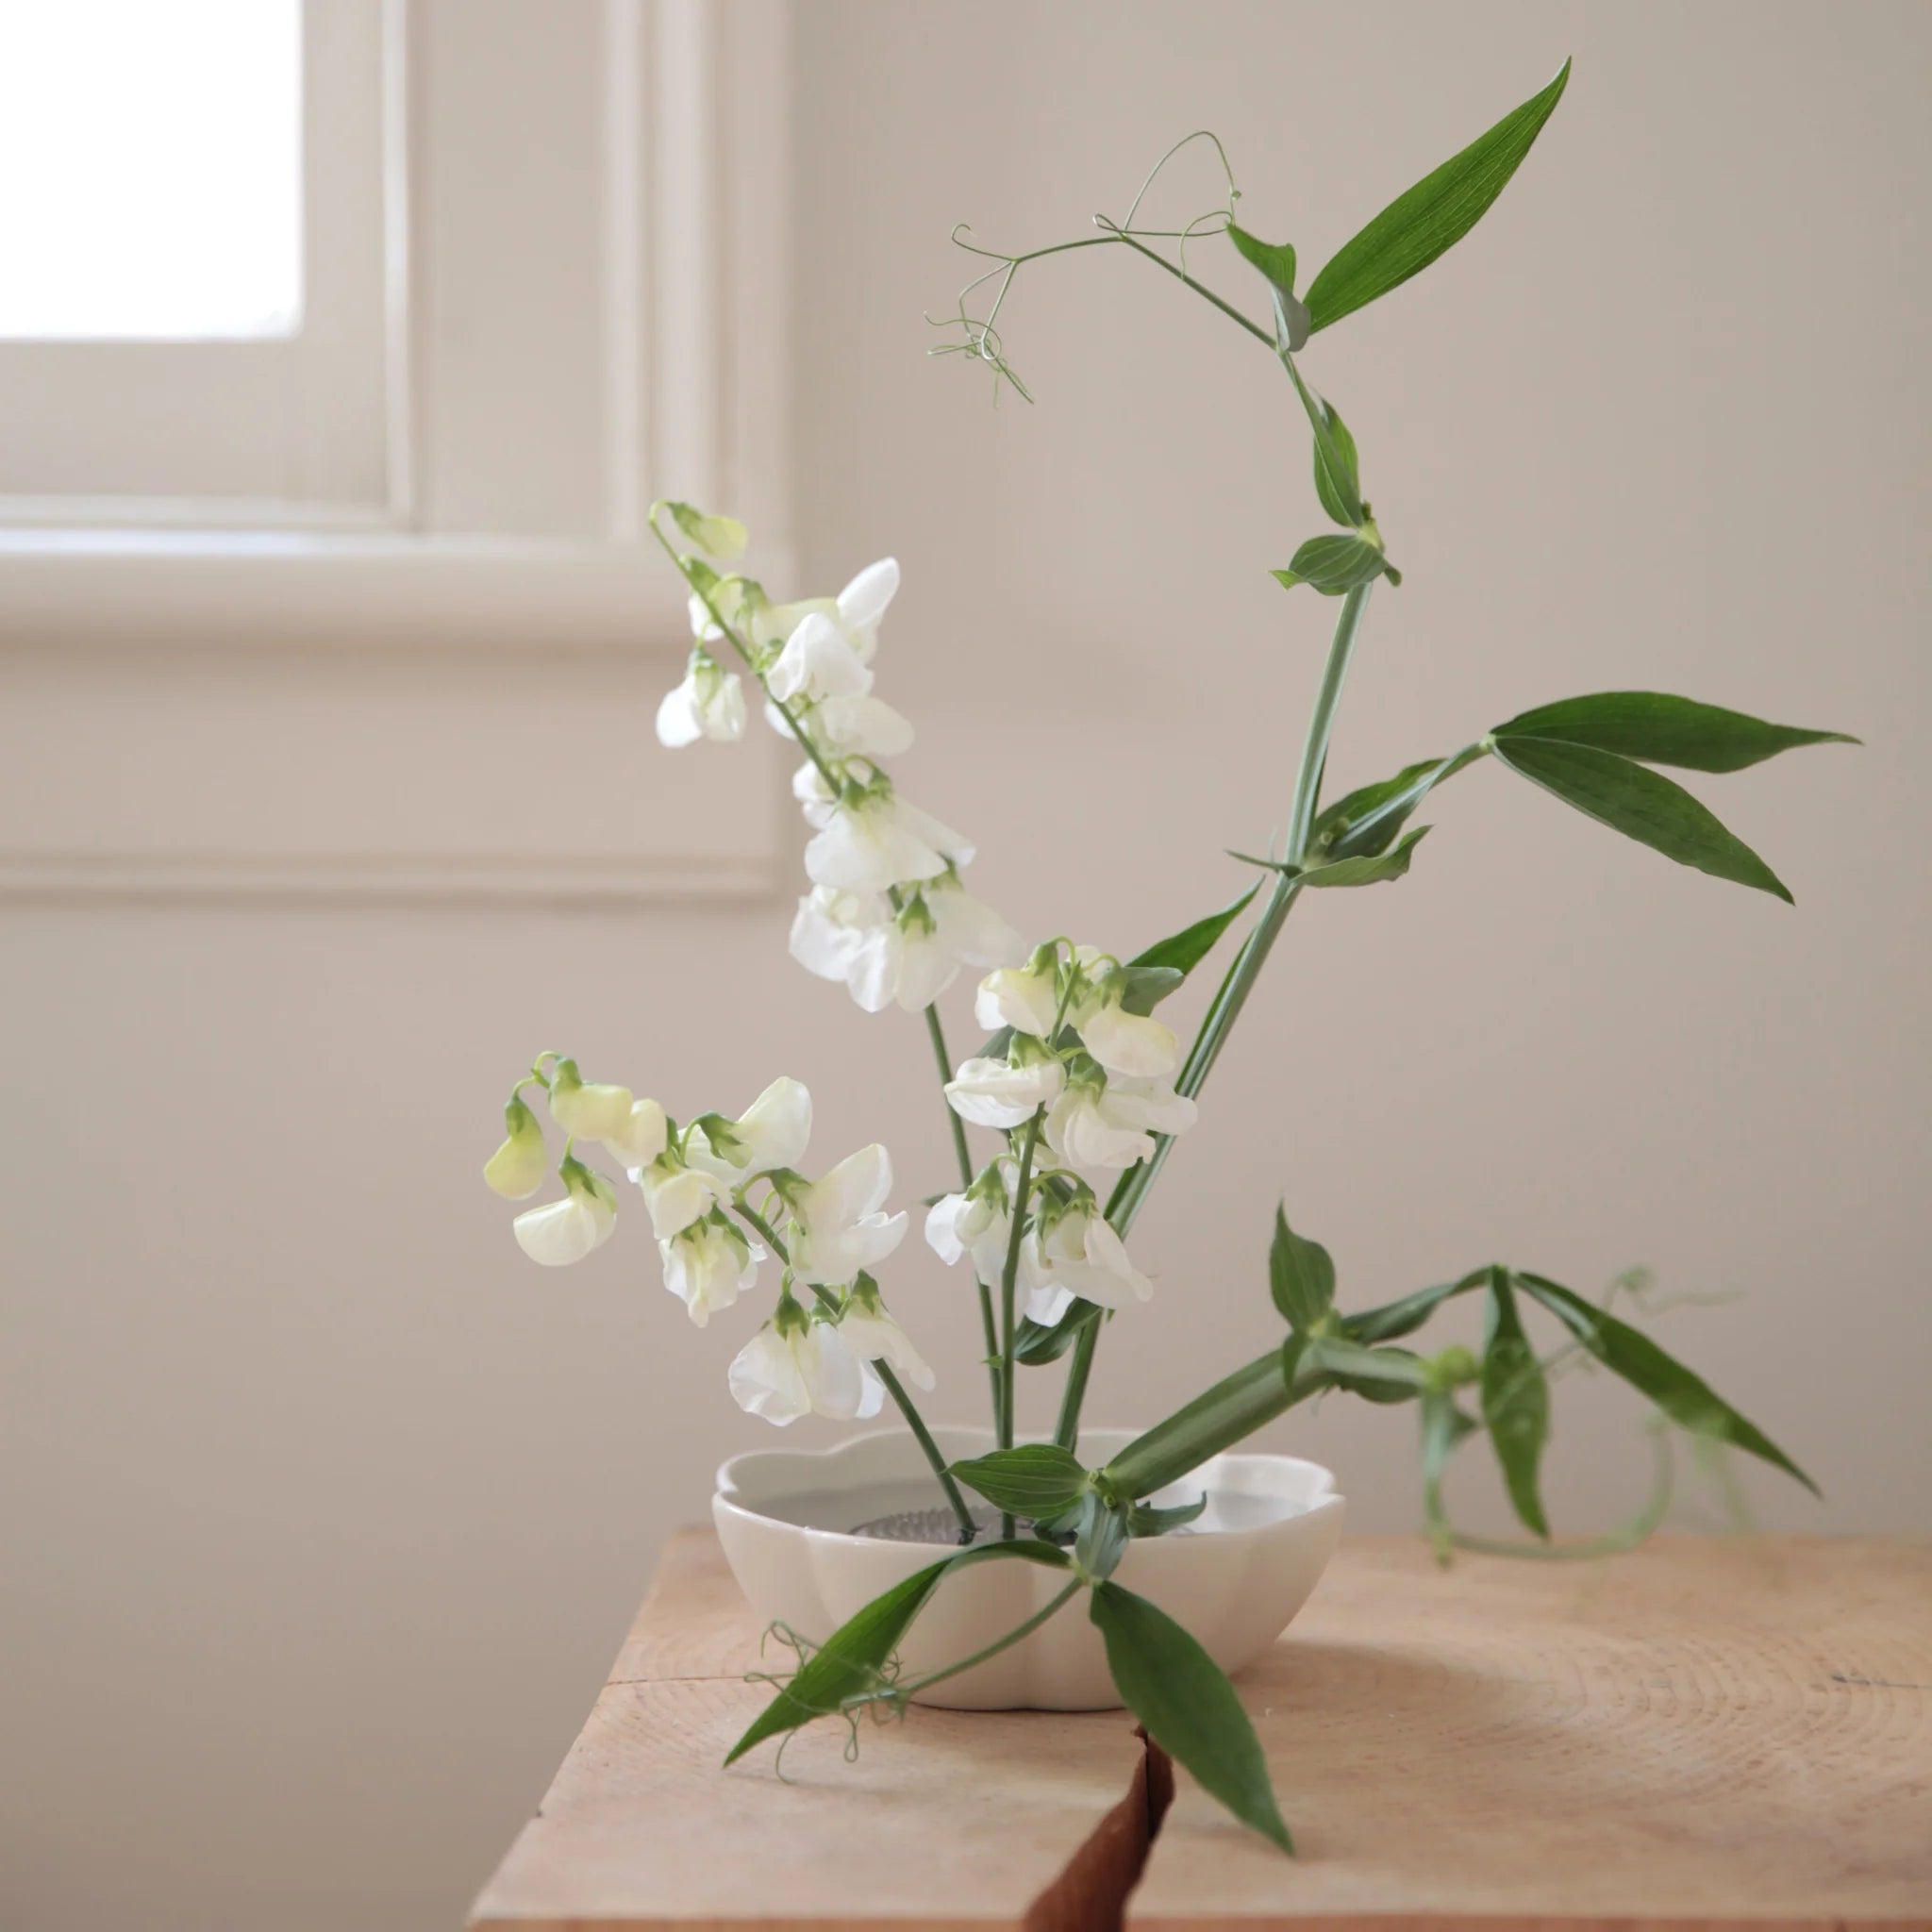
top-left (1490, 691), bottom-right (1856, 903)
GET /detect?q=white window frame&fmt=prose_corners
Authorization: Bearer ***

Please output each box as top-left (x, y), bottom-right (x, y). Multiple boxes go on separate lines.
top-left (0, 0), bottom-right (793, 901)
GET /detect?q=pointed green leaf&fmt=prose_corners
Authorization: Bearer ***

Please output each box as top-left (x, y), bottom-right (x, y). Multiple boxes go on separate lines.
top-left (950, 1444), bottom-right (1090, 1519)
top-left (1273, 533), bottom-right (1396, 596)
top-left (1225, 221), bottom-right (1298, 298)
top-left (1297, 824), bottom-right (1431, 887)
top-left (725, 1541), bottom-right (1074, 1763)
top-left (1116, 965), bottom-right (1185, 1016)
top-left (1130, 1492), bottom-right (1208, 1537)
top-left (1073, 1491), bottom-right (1130, 1584)
top-left (1479, 1268), bottom-right (1551, 1538)
top-left (1306, 59), bottom-right (1573, 333)
top-left (1420, 1388), bottom-right (1480, 1562)
top-left (1492, 735), bottom-right (1792, 901)
top-left (1090, 1580), bottom-right (1294, 1853)
top-left (1491, 691), bottom-right (1857, 773)
top-left (1015, 1306), bottom-right (1093, 1365)
top-left (1129, 882), bottom-right (1259, 980)
top-left (1269, 1205), bottom-right (1337, 1333)
top-left (1311, 397), bottom-right (1361, 527)
top-left (1304, 1337), bottom-right (1431, 1403)
top-left (1515, 1273), bottom-right (1817, 1494)
top-left (1310, 756), bottom-right (1452, 859)
top-left (1345, 1268), bottom-right (1489, 1345)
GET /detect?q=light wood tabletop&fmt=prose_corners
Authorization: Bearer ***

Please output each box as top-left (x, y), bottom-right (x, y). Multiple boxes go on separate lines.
top-left (468, 1529), bottom-right (1932, 1932)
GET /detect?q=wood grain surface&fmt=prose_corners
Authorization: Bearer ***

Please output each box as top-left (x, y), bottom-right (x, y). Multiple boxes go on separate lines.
top-left (469, 1531), bottom-right (1932, 1932)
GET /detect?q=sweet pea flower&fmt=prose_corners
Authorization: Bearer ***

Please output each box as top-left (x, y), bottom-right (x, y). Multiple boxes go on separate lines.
top-left (793, 879), bottom-right (1021, 1015)
top-left (659, 1211), bottom-right (762, 1326)
top-left (546, 1059), bottom-right (635, 1142)
top-left (945, 1044), bottom-right (1065, 1130)
top-left (656, 648), bottom-right (747, 748)
top-left (832, 557), bottom-right (899, 664)
top-left (603, 1097), bottom-right (670, 1170)
top-left (924, 1172), bottom-right (1013, 1283)
top-left (808, 691), bottom-right (916, 758)
top-left (1021, 1198), bottom-right (1154, 1319)
top-left (927, 877), bottom-right (1025, 974)
top-left (842, 894), bottom-right (959, 1014)
top-left (635, 1150), bottom-right (724, 1241)
top-left (804, 791), bottom-right (974, 894)
top-left (729, 1297), bottom-right (885, 1425)
top-left (1079, 1000), bottom-right (1182, 1080)
top-left (513, 1157), bottom-right (618, 1267)
top-left (790, 884), bottom-right (888, 987)
top-left (975, 957), bottom-right (1060, 1039)
top-left (768, 611), bottom-right (874, 707)
top-left (483, 1092), bottom-right (549, 1199)
top-left (1043, 1065), bottom-right (1199, 1169)
top-left (837, 1277), bottom-right (937, 1391)
top-left (783, 1143), bottom-right (909, 1286)
top-left (684, 1077), bottom-right (812, 1185)
top-left (666, 502), bottom-right (748, 561)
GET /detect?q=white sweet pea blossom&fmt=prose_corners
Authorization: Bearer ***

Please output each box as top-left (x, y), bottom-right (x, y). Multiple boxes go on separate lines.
top-left (842, 896), bottom-right (958, 1015)
top-left (837, 1278), bottom-right (936, 1391)
top-left (603, 1097), bottom-right (670, 1170)
top-left (1021, 1198), bottom-right (1154, 1319)
top-left (927, 877), bottom-right (1025, 974)
top-left (546, 1060), bottom-right (635, 1142)
top-left (793, 878), bottom-right (1021, 1015)
top-left (656, 649), bottom-right (746, 748)
top-left (1080, 1000), bottom-right (1182, 1080)
top-left (783, 1143), bottom-right (910, 1286)
top-left (483, 1092), bottom-right (549, 1200)
top-left (945, 1045), bottom-right (1065, 1130)
top-left (729, 1299), bottom-right (885, 1425)
top-left (975, 958), bottom-right (1061, 1039)
top-left (659, 1211), bottom-right (761, 1326)
top-left (832, 557), bottom-right (899, 664)
top-left (635, 1152), bottom-right (724, 1241)
top-left (924, 1173), bottom-right (1013, 1283)
top-left (768, 610), bottom-right (874, 707)
top-left (809, 691), bottom-right (916, 758)
top-left (1044, 1066), bottom-right (1199, 1170)
top-left (666, 503), bottom-right (748, 561)
top-left (804, 790), bottom-right (974, 894)
top-left (684, 1077), bottom-right (812, 1185)
top-left (791, 884), bottom-right (887, 987)
top-left (513, 1158), bottom-right (618, 1267)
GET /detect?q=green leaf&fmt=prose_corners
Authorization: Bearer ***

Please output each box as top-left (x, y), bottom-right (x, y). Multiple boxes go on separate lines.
top-left (1090, 1580), bottom-right (1294, 1853)
top-left (1479, 1268), bottom-right (1551, 1538)
top-left (1344, 1268), bottom-right (1488, 1345)
top-left (1269, 1205), bottom-right (1337, 1333)
top-left (1273, 534), bottom-right (1395, 596)
top-left (1310, 756), bottom-right (1449, 859)
top-left (724, 1541), bottom-right (1073, 1764)
top-left (1491, 735), bottom-right (1792, 902)
top-left (1304, 1336), bottom-right (1431, 1403)
top-left (1073, 1491), bottom-right (1130, 1584)
top-left (1306, 58), bottom-right (1573, 333)
top-left (1310, 397), bottom-right (1361, 528)
top-left (1116, 965), bottom-right (1185, 1017)
top-left (950, 1444), bottom-right (1090, 1519)
top-left (1129, 1492), bottom-right (1208, 1537)
top-left (1296, 824), bottom-right (1430, 888)
top-left (1420, 1388), bottom-right (1480, 1562)
top-left (1129, 882), bottom-right (1259, 979)
top-left (1015, 1307), bottom-right (1094, 1365)
top-left (1225, 220), bottom-right (1297, 296)
top-left (1491, 691), bottom-right (1858, 774)
top-left (1514, 1274), bottom-right (1818, 1495)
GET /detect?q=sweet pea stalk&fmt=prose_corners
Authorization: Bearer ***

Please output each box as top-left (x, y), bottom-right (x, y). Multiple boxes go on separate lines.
top-left (476, 58), bottom-right (1855, 1848)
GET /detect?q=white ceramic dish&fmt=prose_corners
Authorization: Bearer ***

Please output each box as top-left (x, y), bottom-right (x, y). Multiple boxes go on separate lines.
top-left (713, 1425), bottom-right (1344, 1710)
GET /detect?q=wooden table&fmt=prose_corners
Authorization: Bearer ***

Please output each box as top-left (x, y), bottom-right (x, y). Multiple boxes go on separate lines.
top-left (469, 1531), bottom-right (1932, 1931)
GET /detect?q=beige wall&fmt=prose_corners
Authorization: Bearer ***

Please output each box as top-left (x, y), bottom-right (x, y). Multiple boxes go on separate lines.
top-left (4, 3), bottom-right (1928, 1928)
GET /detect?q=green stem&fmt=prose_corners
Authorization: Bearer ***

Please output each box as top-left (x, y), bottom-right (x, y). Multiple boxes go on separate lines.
top-left (924, 1002), bottom-right (1003, 1438)
top-left (887, 1577), bottom-right (1084, 1697)
top-left (1104, 1349), bottom-right (1322, 1499)
top-left (730, 1200), bottom-right (977, 1544)
top-left (995, 1113), bottom-right (1045, 1537)
top-left (1054, 1324), bottom-right (1097, 1451)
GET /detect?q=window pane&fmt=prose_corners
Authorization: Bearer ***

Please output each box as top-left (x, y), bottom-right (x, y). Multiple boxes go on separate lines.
top-left (0, 0), bottom-right (303, 341)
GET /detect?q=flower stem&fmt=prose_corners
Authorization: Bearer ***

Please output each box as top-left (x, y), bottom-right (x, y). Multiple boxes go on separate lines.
top-left (994, 1112), bottom-right (1045, 1537)
top-left (731, 1200), bottom-right (976, 1543)
top-left (886, 1576), bottom-right (1084, 1697)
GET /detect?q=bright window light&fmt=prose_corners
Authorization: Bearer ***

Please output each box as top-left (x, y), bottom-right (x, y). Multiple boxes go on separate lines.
top-left (0, 0), bottom-right (304, 341)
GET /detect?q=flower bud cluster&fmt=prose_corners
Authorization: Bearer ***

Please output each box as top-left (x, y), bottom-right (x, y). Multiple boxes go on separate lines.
top-left (650, 504), bottom-right (1023, 1013)
top-left (482, 1058), bottom-right (932, 1425)
top-left (926, 943), bottom-right (1198, 1330)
